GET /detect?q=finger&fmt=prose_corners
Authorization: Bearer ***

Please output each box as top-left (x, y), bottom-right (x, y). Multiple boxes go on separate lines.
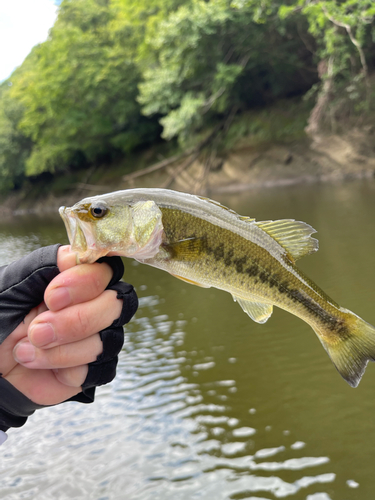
top-left (57, 245), bottom-right (78, 272)
top-left (0, 303), bottom-right (48, 377)
top-left (5, 365), bottom-right (83, 406)
top-left (28, 289), bottom-right (122, 348)
top-left (13, 333), bottom-right (103, 370)
top-left (53, 365), bottom-right (89, 388)
top-left (45, 261), bottom-right (113, 311)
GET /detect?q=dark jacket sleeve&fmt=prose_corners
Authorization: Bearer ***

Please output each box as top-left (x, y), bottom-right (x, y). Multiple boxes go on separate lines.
top-left (0, 378), bottom-right (45, 432)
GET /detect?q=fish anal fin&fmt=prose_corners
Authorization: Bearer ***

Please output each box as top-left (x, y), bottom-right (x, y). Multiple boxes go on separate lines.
top-left (232, 295), bottom-right (273, 324)
top-left (171, 273), bottom-right (210, 288)
top-left (164, 237), bottom-right (205, 260)
top-left (256, 219), bottom-right (319, 262)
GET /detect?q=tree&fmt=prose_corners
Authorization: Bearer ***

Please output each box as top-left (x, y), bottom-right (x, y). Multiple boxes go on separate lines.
top-left (9, 0), bottom-right (163, 176)
top-left (282, 0), bottom-right (375, 134)
top-left (240, 0), bottom-right (375, 133)
top-left (0, 83), bottom-right (32, 191)
top-left (1, 0), bottom-right (374, 193)
top-left (138, 0), bottom-right (316, 143)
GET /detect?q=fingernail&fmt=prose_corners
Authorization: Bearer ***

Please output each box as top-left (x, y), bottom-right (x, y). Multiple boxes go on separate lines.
top-left (48, 287), bottom-right (71, 310)
top-left (14, 341), bottom-right (36, 363)
top-left (29, 323), bottom-right (56, 347)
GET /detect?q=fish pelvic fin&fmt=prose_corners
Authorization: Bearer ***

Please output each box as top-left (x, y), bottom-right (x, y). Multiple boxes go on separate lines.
top-left (315, 310), bottom-right (375, 387)
top-left (171, 273), bottom-right (210, 288)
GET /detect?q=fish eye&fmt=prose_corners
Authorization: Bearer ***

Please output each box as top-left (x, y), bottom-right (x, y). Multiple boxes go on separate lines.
top-left (90, 202), bottom-right (108, 219)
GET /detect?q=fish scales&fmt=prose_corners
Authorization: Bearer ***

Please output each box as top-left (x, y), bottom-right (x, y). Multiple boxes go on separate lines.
top-left (157, 207), bottom-right (347, 335)
top-left (59, 188), bottom-right (375, 387)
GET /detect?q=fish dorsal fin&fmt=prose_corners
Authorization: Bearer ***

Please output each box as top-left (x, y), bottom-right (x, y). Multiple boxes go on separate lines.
top-left (199, 196), bottom-right (256, 222)
top-left (239, 215), bottom-right (256, 223)
top-left (232, 295), bottom-right (273, 324)
top-left (255, 219), bottom-right (318, 262)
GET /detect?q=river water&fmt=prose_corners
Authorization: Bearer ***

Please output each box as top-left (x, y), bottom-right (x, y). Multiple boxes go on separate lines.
top-left (1, 180), bottom-right (375, 499)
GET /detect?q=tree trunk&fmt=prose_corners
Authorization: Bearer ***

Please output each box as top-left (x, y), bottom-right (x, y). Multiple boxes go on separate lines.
top-left (305, 57), bottom-right (334, 137)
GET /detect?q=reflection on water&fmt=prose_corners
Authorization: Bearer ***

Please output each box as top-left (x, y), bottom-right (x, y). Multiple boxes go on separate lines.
top-left (1, 180), bottom-right (375, 499)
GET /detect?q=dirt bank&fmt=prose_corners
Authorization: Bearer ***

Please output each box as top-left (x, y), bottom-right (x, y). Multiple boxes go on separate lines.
top-left (167, 127), bottom-right (375, 195)
top-left (1, 127), bottom-right (375, 217)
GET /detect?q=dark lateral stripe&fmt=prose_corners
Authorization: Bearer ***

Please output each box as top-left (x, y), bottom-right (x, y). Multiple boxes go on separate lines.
top-left (205, 242), bottom-right (348, 335)
top-left (287, 288), bottom-right (348, 334)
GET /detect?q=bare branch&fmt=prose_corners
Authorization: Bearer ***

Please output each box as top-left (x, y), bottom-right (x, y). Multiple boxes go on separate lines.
top-left (321, 5), bottom-right (368, 77)
top-left (122, 121), bottom-right (225, 183)
top-left (161, 149), bottom-right (202, 189)
top-left (122, 149), bottom-right (194, 182)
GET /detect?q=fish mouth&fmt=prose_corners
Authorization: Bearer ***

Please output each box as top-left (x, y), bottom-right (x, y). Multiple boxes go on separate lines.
top-left (59, 207), bottom-right (74, 245)
top-left (59, 206), bottom-right (89, 254)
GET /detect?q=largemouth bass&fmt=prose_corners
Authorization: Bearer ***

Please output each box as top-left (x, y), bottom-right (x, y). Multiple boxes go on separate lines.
top-left (59, 188), bottom-right (375, 387)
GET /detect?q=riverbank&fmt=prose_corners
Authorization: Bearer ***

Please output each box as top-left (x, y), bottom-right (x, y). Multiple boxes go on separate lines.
top-left (165, 126), bottom-right (375, 194)
top-left (1, 124), bottom-right (375, 217)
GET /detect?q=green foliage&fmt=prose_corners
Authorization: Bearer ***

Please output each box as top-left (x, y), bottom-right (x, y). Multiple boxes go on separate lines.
top-left (279, 0), bottom-right (375, 73)
top-left (159, 93), bottom-right (206, 140)
top-left (0, 0), bottom-right (374, 194)
top-left (0, 84), bottom-right (32, 191)
top-left (9, 0), bottom-right (152, 176)
top-left (224, 99), bottom-right (312, 148)
top-left (279, 1), bottom-right (375, 129)
top-left (139, 0), bottom-right (315, 142)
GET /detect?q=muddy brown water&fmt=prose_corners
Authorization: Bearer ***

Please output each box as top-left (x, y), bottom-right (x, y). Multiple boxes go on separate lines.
top-left (1, 180), bottom-right (375, 499)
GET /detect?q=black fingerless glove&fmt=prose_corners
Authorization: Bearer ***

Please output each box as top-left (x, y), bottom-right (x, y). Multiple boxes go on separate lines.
top-left (0, 245), bottom-right (61, 344)
top-left (0, 245), bottom-right (138, 433)
top-left (70, 257), bottom-right (139, 404)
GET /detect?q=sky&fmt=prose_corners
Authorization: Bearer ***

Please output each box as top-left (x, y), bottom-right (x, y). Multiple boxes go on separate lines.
top-left (0, 0), bottom-right (58, 82)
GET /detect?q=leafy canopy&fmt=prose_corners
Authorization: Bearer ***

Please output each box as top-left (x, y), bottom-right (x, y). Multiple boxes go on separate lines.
top-left (139, 0), bottom-right (314, 142)
top-left (0, 0), bottom-right (374, 193)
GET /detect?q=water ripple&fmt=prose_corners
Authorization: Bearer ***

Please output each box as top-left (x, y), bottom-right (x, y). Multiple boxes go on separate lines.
top-left (0, 288), bottom-right (348, 499)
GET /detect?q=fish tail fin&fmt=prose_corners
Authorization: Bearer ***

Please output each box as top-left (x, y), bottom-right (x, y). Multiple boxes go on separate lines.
top-left (315, 310), bottom-right (375, 387)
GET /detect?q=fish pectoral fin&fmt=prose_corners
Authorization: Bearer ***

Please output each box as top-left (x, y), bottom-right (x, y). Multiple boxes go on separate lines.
top-left (171, 273), bottom-right (210, 288)
top-left (232, 295), bottom-right (273, 324)
top-left (255, 219), bottom-right (319, 262)
top-left (164, 237), bottom-right (206, 260)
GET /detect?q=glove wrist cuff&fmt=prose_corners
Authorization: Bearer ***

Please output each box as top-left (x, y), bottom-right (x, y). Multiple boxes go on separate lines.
top-left (0, 377), bottom-right (46, 432)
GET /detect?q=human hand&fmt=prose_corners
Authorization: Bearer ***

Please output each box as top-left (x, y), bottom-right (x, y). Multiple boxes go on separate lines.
top-left (0, 245), bottom-right (127, 404)
top-left (0, 245), bottom-right (138, 434)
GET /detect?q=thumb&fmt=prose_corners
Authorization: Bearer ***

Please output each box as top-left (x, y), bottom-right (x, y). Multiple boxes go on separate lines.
top-left (0, 245), bottom-right (61, 344)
